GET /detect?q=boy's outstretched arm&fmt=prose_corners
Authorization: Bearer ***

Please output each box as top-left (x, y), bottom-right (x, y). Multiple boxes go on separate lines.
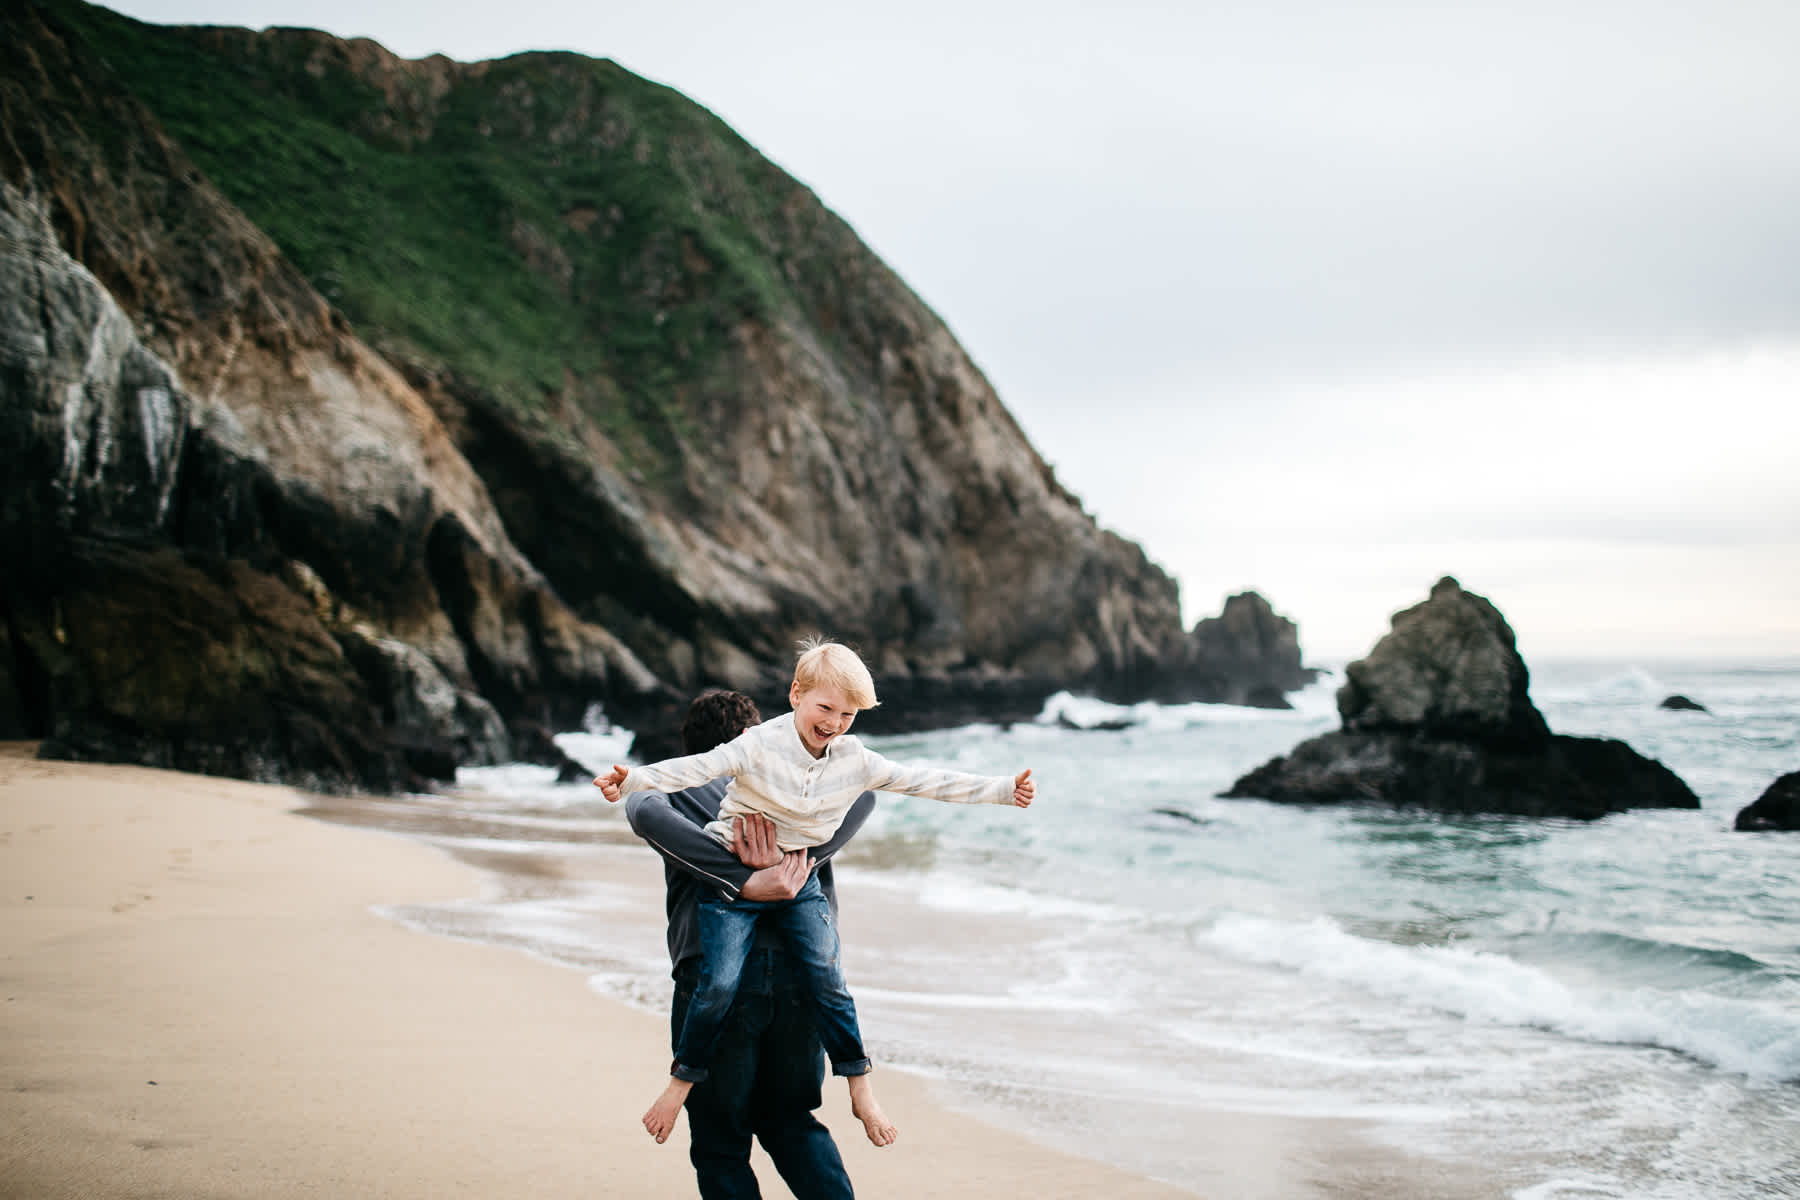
top-left (597, 740), bottom-right (745, 803)
top-left (863, 750), bottom-right (1037, 809)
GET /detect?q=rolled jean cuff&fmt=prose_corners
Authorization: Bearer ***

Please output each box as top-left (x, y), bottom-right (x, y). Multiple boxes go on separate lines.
top-left (671, 1060), bottom-right (709, 1084)
top-left (830, 1057), bottom-right (872, 1078)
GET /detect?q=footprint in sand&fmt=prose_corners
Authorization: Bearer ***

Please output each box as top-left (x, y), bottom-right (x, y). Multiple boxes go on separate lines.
top-left (111, 891), bottom-right (154, 914)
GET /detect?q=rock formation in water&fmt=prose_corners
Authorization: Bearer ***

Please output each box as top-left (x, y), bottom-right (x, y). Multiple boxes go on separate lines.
top-left (1223, 578), bottom-right (1699, 820)
top-left (1734, 772), bottom-right (1800, 832)
top-left (0, 2), bottom-right (1313, 788)
top-left (1659, 694), bottom-right (1708, 713)
top-left (1183, 591), bottom-right (1318, 709)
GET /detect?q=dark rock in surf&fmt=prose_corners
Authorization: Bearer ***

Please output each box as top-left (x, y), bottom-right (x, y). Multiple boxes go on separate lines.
top-left (1225, 727), bottom-right (1698, 821)
top-left (1337, 578), bottom-right (1548, 742)
top-left (1223, 578), bottom-right (1699, 820)
top-left (1056, 713), bottom-right (1136, 732)
top-left (1182, 591), bottom-right (1319, 709)
top-left (1659, 694), bottom-right (1708, 713)
top-left (1151, 807), bottom-right (1207, 825)
top-left (504, 718), bottom-right (597, 783)
top-left (1734, 772), bottom-right (1800, 832)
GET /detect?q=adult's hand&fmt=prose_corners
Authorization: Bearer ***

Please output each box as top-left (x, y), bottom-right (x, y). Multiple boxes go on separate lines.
top-left (741, 851), bottom-right (813, 902)
top-left (731, 812), bottom-right (784, 869)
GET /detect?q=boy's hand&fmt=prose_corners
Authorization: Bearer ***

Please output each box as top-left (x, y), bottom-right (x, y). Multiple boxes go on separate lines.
top-left (593, 764), bottom-right (628, 803)
top-left (731, 813), bottom-right (784, 869)
top-left (741, 851), bottom-right (814, 902)
top-left (1012, 768), bottom-right (1035, 808)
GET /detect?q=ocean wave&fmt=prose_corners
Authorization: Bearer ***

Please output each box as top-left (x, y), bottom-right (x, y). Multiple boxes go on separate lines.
top-left (1513, 929), bottom-right (1778, 988)
top-left (1032, 679), bottom-right (1340, 733)
top-left (552, 728), bottom-right (636, 770)
top-left (1201, 913), bottom-right (1800, 1080)
top-left (1510, 1178), bottom-right (1629, 1200)
top-left (840, 867), bottom-right (1133, 924)
top-left (855, 983), bottom-right (1120, 1014)
top-left (1532, 666), bottom-right (1668, 706)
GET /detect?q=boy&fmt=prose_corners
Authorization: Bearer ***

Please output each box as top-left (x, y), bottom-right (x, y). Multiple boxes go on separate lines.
top-left (596, 637), bottom-right (1035, 1148)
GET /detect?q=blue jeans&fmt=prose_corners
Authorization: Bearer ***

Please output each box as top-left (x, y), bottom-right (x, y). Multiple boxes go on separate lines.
top-left (675, 946), bottom-right (854, 1200)
top-left (674, 874), bottom-right (871, 1083)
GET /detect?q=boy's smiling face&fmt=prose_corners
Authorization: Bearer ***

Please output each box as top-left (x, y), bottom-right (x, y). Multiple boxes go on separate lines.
top-left (789, 681), bottom-right (861, 758)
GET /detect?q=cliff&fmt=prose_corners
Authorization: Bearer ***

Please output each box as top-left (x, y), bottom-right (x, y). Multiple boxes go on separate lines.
top-left (1, 0), bottom-right (1295, 789)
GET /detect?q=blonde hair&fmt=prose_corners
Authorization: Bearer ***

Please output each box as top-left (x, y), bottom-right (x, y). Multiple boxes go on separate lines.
top-left (793, 636), bottom-right (879, 709)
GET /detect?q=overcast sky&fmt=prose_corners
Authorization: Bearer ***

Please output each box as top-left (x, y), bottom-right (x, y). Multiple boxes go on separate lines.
top-left (106, 0), bottom-right (1800, 661)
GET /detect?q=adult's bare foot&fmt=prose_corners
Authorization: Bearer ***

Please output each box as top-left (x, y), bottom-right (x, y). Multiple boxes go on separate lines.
top-left (643, 1076), bottom-right (694, 1144)
top-left (847, 1073), bottom-right (897, 1147)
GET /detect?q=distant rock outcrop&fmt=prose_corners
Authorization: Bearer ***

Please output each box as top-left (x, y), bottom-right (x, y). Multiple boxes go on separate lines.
top-left (1183, 592), bottom-right (1319, 709)
top-left (1734, 772), bottom-right (1800, 832)
top-left (1337, 578), bottom-right (1548, 742)
top-left (1223, 578), bottom-right (1699, 820)
top-left (1659, 694), bottom-right (1708, 713)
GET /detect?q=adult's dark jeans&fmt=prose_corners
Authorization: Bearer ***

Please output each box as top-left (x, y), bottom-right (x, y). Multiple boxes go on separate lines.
top-left (676, 875), bottom-right (870, 1082)
top-left (673, 945), bottom-right (855, 1200)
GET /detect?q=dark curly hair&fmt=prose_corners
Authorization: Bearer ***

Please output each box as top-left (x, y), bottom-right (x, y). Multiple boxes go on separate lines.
top-left (681, 689), bottom-right (761, 755)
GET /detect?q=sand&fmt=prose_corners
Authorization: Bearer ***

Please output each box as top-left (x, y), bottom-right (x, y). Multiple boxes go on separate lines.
top-left (0, 744), bottom-right (1217, 1199)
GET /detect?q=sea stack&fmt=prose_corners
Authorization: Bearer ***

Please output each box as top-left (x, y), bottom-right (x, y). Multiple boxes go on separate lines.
top-left (1223, 577), bottom-right (1699, 820)
top-left (1734, 772), bottom-right (1800, 831)
top-left (1183, 591), bottom-right (1319, 709)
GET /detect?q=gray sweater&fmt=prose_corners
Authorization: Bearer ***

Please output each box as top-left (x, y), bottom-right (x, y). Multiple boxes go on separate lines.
top-left (624, 779), bottom-right (877, 976)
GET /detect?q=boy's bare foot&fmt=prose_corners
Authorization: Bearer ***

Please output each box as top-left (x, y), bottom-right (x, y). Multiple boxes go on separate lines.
top-left (847, 1072), bottom-right (897, 1146)
top-left (643, 1076), bottom-right (694, 1144)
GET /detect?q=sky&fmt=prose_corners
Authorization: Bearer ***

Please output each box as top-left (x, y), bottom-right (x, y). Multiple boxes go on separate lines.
top-left (104, 0), bottom-right (1800, 662)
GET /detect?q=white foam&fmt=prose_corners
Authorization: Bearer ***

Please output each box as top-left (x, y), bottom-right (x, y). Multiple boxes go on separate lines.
top-left (855, 983), bottom-right (1113, 1014)
top-left (455, 761), bottom-right (564, 791)
top-left (842, 867), bottom-right (1130, 924)
top-left (554, 728), bottom-right (636, 771)
top-left (1032, 681), bottom-right (1341, 733)
top-left (1510, 1178), bottom-right (1627, 1200)
top-left (1533, 666), bottom-right (1666, 706)
top-left (1035, 690), bottom-right (1137, 729)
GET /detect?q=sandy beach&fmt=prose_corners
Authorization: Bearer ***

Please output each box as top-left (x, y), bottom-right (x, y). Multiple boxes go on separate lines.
top-left (0, 744), bottom-right (1233, 1199)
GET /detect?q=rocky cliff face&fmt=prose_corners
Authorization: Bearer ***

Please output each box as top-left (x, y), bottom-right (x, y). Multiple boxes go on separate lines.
top-left (1224, 578), bottom-right (1697, 820)
top-left (2, 1), bottom-right (659, 788)
top-left (1, 1), bottom-right (1307, 789)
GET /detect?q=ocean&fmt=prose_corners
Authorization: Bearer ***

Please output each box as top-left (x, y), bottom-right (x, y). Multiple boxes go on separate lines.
top-left (318, 659), bottom-right (1800, 1199)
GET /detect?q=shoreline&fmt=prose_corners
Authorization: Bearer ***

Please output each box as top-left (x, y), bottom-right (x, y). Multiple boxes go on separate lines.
top-left (0, 745), bottom-right (1200, 1198)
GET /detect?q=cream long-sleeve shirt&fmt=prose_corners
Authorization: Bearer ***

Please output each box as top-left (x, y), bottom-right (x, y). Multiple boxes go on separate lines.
top-left (618, 712), bottom-right (1015, 851)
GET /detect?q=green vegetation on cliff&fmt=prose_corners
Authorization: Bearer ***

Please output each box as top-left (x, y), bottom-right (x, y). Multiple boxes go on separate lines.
top-left (54, 0), bottom-right (825, 465)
